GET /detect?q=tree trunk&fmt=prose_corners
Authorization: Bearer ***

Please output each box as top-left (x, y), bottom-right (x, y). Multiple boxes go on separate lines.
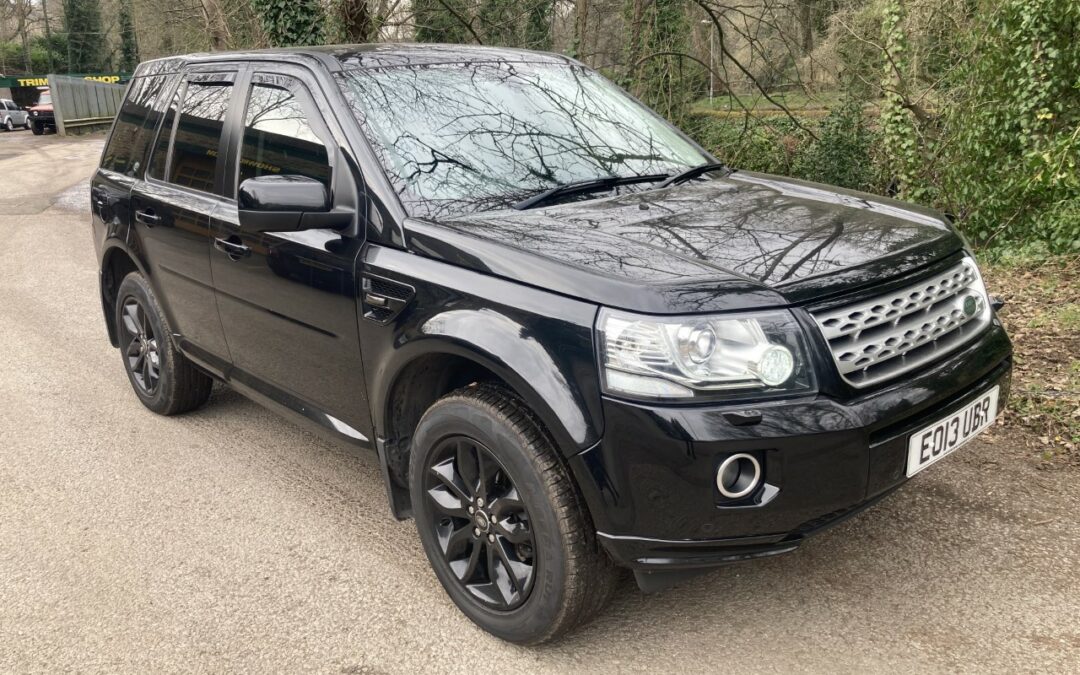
top-left (574, 0), bottom-right (589, 59)
top-left (199, 0), bottom-right (231, 51)
top-left (17, 0), bottom-right (32, 73)
top-left (42, 0), bottom-right (55, 73)
top-left (800, 0), bottom-right (814, 54)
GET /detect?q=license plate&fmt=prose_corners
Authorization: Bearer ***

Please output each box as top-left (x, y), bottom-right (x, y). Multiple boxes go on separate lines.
top-left (906, 386), bottom-right (999, 477)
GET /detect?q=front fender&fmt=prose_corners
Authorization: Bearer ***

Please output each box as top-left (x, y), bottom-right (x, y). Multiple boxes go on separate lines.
top-left (362, 245), bottom-right (605, 457)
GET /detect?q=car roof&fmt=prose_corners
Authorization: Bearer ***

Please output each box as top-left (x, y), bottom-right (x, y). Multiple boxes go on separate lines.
top-left (133, 43), bottom-right (580, 77)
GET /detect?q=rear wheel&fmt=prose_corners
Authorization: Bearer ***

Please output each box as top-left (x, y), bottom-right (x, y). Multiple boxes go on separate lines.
top-left (410, 384), bottom-right (616, 644)
top-left (114, 272), bottom-right (212, 415)
top-left (3, 118), bottom-right (12, 131)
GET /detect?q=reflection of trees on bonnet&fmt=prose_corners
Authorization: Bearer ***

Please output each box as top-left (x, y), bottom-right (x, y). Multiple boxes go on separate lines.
top-left (337, 61), bottom-right (707, 219)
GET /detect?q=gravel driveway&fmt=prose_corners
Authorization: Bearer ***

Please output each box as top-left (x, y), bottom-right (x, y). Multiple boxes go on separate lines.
top-left (1, 131), bottom-right (1078, 673)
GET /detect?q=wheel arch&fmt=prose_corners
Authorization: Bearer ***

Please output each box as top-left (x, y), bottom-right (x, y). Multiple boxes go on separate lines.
top-left (99, 243), bottom-right (147, 347)
top-left (374, 323), bottom-right (603, 519)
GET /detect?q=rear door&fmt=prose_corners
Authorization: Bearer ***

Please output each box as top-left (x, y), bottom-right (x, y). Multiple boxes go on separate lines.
top-left (131, 67), bottom-right (241, 375)
top-left (209, 65), bottom-right (372, 439)
top-left (92, 73), bottom-right (170, 292)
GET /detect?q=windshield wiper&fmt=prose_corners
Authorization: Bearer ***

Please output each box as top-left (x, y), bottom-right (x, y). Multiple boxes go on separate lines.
top-left (652, 162), bottom-right (730, 190)
top-left (512, 173), bottom-right (669, 210)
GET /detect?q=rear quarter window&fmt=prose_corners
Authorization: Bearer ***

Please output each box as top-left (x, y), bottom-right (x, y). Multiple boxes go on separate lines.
top-left (101, 76), bottom-right (168, 177)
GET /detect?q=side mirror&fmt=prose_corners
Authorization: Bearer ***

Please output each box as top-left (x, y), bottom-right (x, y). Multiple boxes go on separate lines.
top-left (238, 175), bottom-right (350, 233)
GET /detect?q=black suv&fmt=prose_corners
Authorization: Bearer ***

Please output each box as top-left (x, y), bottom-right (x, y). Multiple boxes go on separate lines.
top-left (92, 45), bottom-right (1012, 643)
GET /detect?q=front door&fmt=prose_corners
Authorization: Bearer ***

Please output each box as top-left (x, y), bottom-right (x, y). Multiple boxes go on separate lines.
top-left (209, 67), bottom-right (372, 440)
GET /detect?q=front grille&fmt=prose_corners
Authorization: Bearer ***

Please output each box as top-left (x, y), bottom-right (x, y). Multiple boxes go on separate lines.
top-left (812, 258), bottom-right (991, 388)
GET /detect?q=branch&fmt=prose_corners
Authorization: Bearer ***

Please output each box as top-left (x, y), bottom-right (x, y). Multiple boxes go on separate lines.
top-left (692, 0), bottom-right (820, 141)
top-left (431, 0), bottom-right (484, 44)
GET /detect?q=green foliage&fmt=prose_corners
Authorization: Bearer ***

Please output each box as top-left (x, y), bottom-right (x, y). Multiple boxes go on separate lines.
top-left (522, 0), bottom-right (553, 50)
top-left (686, 104), bottom-right (887, 194)
top-left (622, 0), bottom-right (697, 124)
top-left (63, 0), bottom-right (107, 72)
top-left (940, 0), bottom-right (1080, 252)
top-left (414, 0), bottom-right (472, 43)
top-left (878, 0), bottom-right (926, 201)
top-left (685, 114), bottom-right (813, 176)
top-left (250, 0), bottom-right (326, 47)
top-left (477, 0), bottom-right (517, 46)
top-left (792, 99), bottom-right (884, 192)
top-left (3, 32), bottom-right (94, 74)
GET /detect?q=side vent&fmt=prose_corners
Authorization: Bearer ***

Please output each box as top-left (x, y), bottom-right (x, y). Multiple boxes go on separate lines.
top-left (361, 274), bottom-right (414, 324)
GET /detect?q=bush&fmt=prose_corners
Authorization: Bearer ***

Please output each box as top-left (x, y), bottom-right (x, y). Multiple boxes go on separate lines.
top-left (938, 0), bottom-right (1080, 252)
top-left (685, 103), bottom-right (887, 194)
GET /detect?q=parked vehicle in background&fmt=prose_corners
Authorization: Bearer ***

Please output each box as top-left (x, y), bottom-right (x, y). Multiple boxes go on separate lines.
top-left (28, 88), bottom-right (55, 135)
top-left (1, 98), bottom-right (30, 131)
top-left (91, 45), bottom-right (1013, 644)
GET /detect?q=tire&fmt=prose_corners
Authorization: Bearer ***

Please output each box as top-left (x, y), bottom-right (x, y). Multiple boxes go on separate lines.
top-left (3, 117), bottom-right (11, 131)
top-left (23, 118), bottom-right (30, 130)
top-left (114, 272), bottom-right (213, 415)
top-left (31, 121), bottom-right (43, 135)
top-left (410, 383), bottom-right (617, 644)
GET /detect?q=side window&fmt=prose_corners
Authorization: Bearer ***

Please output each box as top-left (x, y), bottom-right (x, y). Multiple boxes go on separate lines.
top-left (5, 101), bottom-right (16, 111)
top-left (239, 77), bottom-right (332, 190)
top-left (101, 76), bottom-right (167, 177)
top-left (168, 78), bottom-right (234, 193)
top-left (147, 84), bottom-right (179, 182)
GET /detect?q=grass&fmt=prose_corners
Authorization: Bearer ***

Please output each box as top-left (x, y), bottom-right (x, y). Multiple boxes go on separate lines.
top-left (981, 255), bottom-right (1080, 464)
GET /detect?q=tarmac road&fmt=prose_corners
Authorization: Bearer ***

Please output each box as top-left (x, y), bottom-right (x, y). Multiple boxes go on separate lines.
top-left (1, 131), bottom-right (1078, 673)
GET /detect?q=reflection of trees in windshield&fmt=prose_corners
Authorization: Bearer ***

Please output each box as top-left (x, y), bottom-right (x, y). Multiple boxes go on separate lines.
top-left (337, 62), bottom-right (707, 218)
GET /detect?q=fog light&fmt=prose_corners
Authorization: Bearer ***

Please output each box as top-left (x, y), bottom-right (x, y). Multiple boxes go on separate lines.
top-left (716, 453), bottom-right (762, 500)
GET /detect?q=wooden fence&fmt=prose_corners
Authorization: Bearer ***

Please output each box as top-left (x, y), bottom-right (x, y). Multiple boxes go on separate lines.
top-left (49, 74), bottom-right (125, 135)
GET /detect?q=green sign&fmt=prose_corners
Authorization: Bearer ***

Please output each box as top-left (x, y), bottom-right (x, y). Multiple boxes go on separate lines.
top-left (0, 73), bottom-right (133, 89)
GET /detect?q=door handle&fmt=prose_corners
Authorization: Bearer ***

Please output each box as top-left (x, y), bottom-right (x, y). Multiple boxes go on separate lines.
top-left (134, 208), bottom-right (160, 226)
top-left (214, 236), bottom-right (251, 260)
top-left (363, 292), bottom-right (388, 307)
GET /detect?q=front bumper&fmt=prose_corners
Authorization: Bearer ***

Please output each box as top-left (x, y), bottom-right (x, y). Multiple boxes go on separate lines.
top-left (570, 322), bottom-right (1012, 571)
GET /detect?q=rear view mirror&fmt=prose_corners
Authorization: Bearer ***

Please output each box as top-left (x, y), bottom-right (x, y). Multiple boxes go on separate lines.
top-left (238, 175), bottom-right (350, 232)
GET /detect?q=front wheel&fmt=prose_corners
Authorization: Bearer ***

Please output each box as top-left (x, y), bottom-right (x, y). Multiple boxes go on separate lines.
top-left (114, 272), bottom-right (213, 415)
top-left (23, 118), bottom-right (30, 130)
top-left (410, 384), bottom-right (616, 644)
top-left (3, 118), bottom-right (12, 131)
top-left (30, 121), bottom-right (43, 135)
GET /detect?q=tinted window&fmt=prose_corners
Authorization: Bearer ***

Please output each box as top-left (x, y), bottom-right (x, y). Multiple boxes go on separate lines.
top-left (239, 80), bottom-right (331, 189)
top-left (168, 80), bottom-right (233, 193)
top-left (101, 76), bottom-right (167, 176)
top-left (336, 62), bottom-right (706, 217)
top-left (147, 87), bottom-right (179, 181)
top-left (5, 100), bottom-right (17, 111)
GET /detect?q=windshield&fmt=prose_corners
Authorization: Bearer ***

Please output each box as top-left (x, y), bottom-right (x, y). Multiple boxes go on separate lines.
top-left (336, 62), bottom-right (708, 218)
top-left (37, 92), bottom-right (51, 106)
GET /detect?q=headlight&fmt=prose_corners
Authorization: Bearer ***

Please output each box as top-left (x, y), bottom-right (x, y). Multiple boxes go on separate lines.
top-left (597, 308), bottom-right (815, 400)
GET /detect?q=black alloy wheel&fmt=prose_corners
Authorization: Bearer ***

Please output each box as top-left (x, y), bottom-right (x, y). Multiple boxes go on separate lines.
top-left (113, 272), bottom-right (212, 415)
top-left (423, 435), bottom-right (537, 610)
top-left (119, 296), bottom-right (161, 395)
top-left (410, 384), bottom-right (617, 644)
